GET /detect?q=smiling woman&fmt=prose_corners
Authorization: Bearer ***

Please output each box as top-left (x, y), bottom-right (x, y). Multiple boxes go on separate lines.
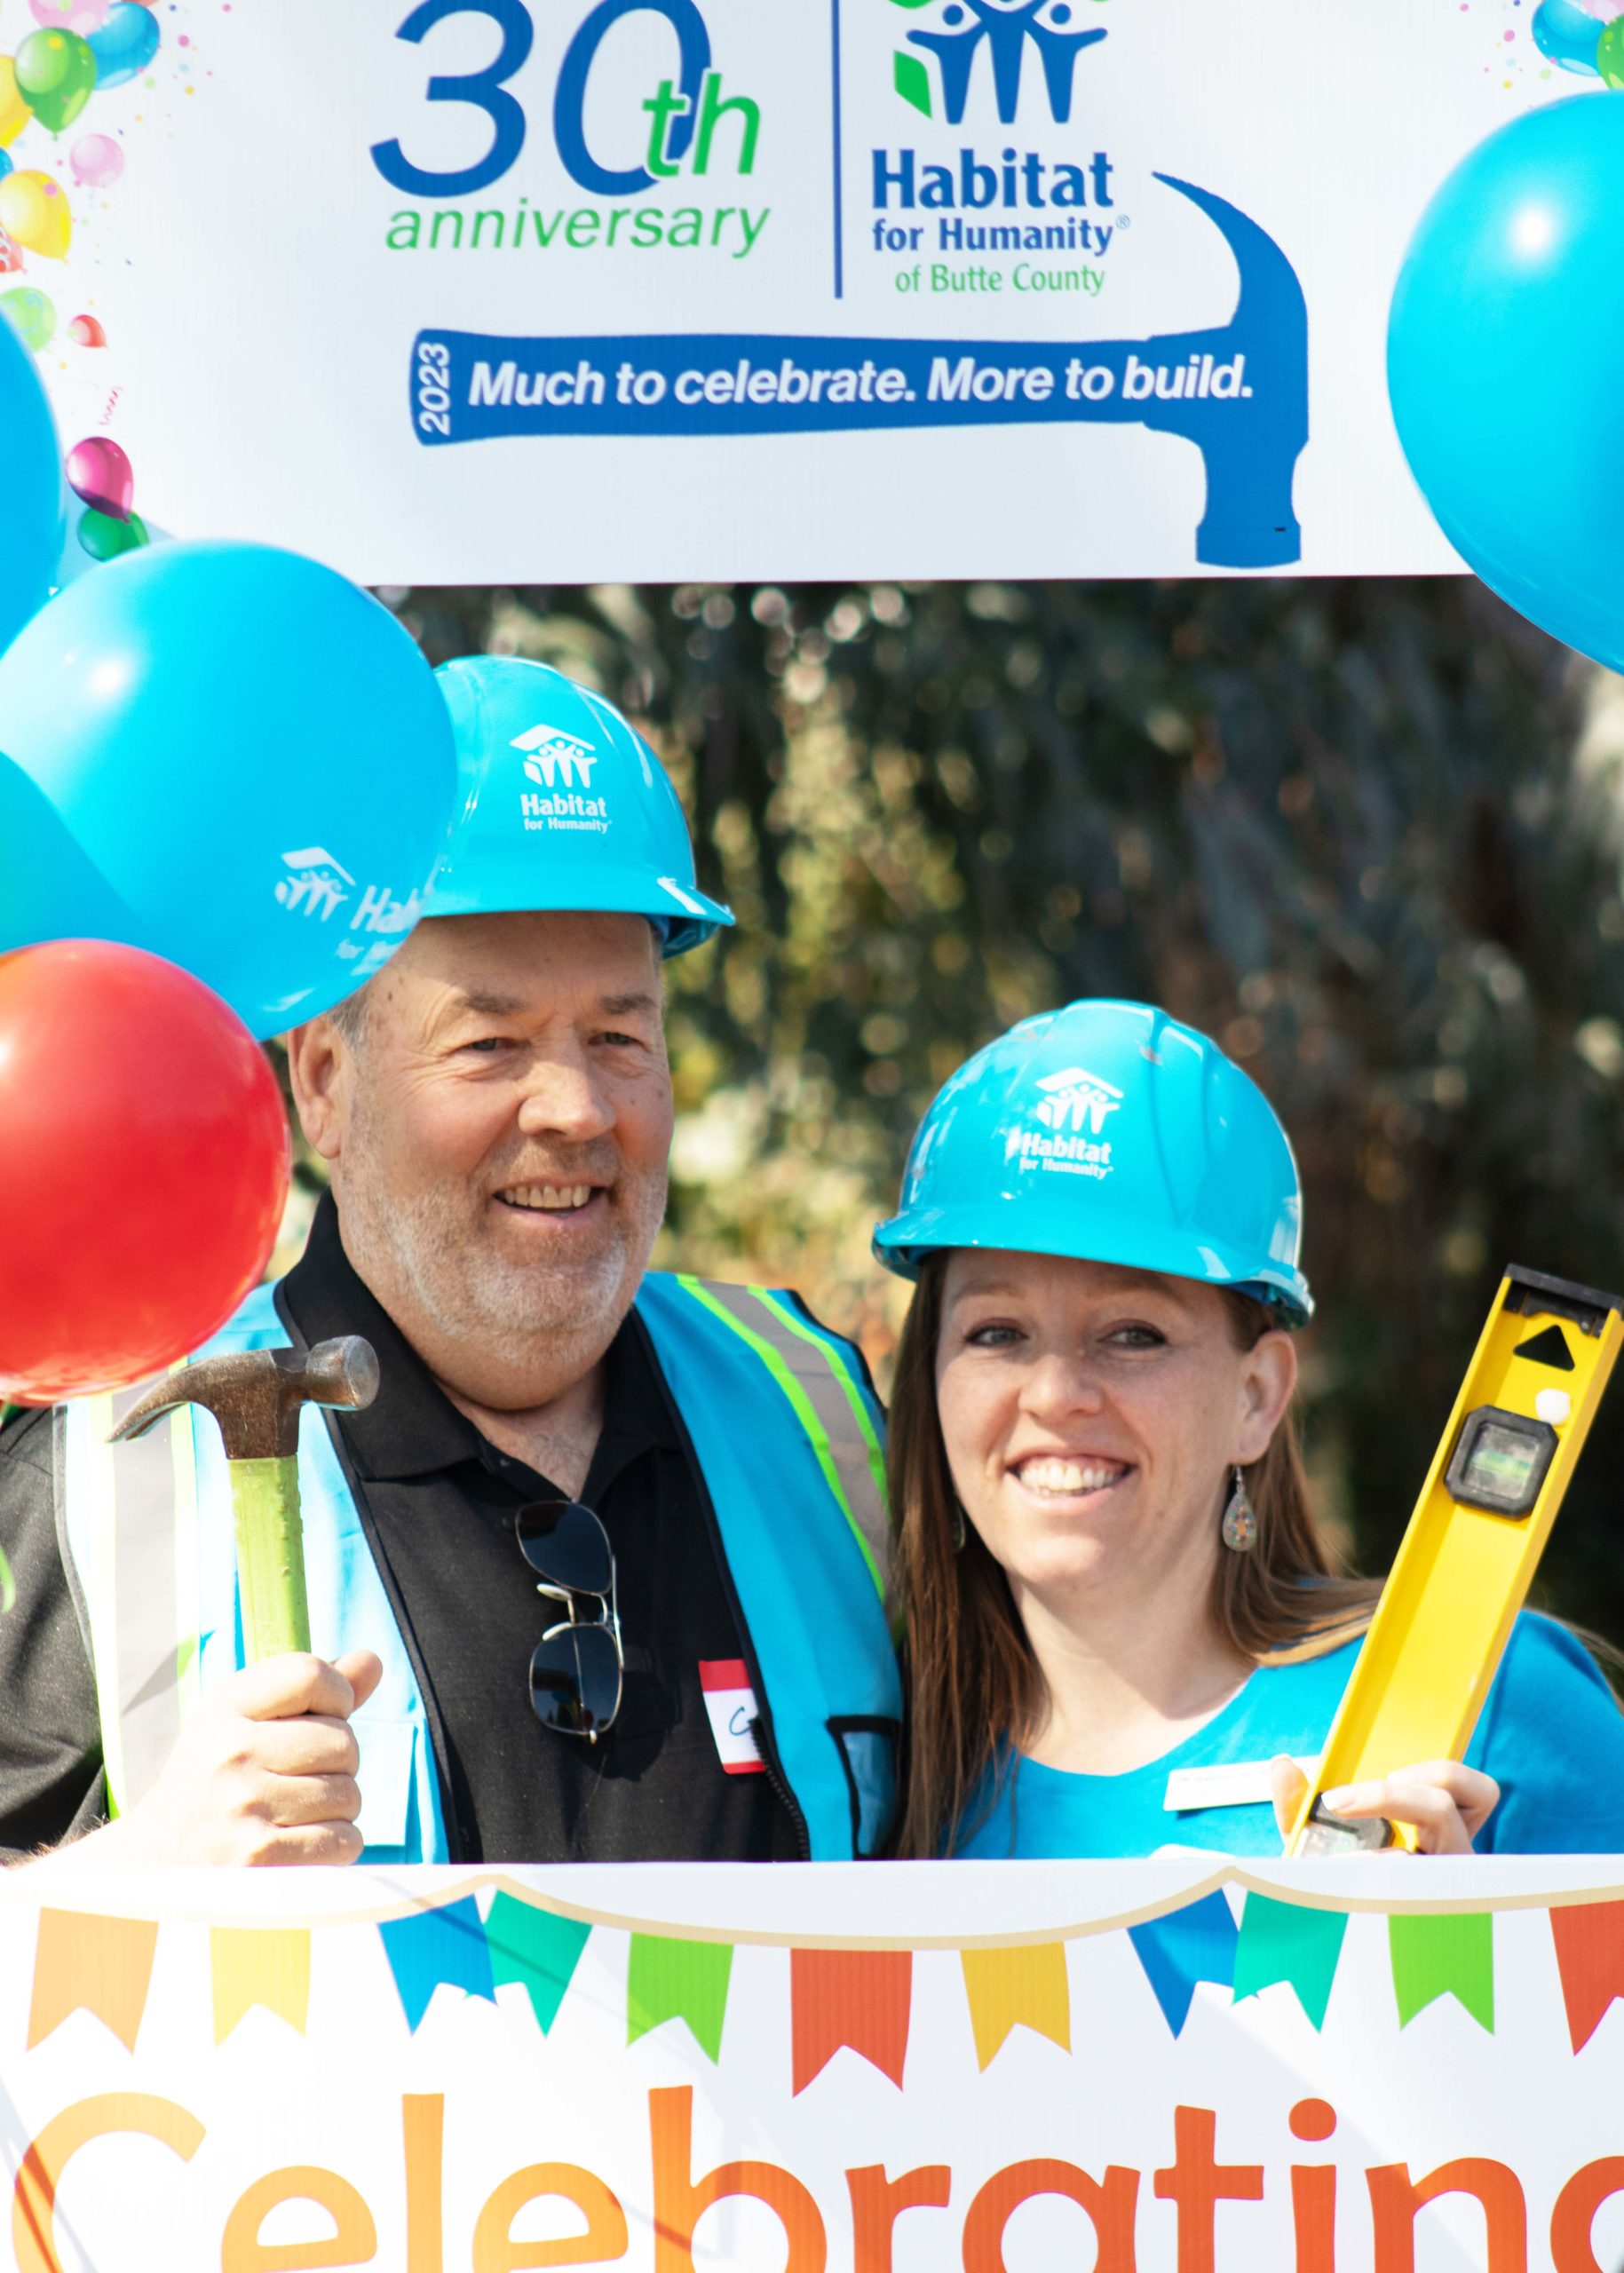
top-left (874, 1001), bottom-right (1624, 1864)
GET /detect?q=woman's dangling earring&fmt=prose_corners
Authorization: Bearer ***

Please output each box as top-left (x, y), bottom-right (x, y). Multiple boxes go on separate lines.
top-left (1221, 1466), bottom-right (1256, 1553)
top-left (952, 1500), bottom-right (968, 1554)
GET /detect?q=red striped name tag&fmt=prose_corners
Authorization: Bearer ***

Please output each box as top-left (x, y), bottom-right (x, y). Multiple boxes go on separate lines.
top-left (699, 1659), bottom-right (765, 1774)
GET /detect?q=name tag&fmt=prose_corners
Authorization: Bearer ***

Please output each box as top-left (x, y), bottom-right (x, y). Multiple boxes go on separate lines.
top-left (1163, 1757), bottom-right (1317, 1813)
top-left (699, 1659), bottom-right (765, 1775)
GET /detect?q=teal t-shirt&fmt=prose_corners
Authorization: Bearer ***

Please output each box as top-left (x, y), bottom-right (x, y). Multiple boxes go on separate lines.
top-left (954, 1612), bottom-right (1624, 1858)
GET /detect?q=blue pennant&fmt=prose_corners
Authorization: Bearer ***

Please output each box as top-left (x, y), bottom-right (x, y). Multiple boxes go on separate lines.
top-left (378, 1896), bottom-right (495, 2032)
top-left (1128, 1892), bottom-right (1239, 2035)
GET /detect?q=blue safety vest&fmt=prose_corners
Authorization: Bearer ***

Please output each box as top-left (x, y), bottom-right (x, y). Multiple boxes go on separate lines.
top-left (59, 1272), bottom-right (899, 1863)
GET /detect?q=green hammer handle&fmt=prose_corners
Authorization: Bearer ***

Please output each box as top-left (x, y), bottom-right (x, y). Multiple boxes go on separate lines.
top-left (229, 1455), bottom-right (312, 1660)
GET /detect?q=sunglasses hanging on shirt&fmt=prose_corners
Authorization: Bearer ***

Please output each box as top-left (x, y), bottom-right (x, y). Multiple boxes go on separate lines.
top-left (516, 1498), bottom-right (624, 1743)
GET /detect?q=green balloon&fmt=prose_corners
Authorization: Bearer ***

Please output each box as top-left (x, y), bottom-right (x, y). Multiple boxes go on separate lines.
top-left (0, 287), bottom-right (55, 353)
top-left (14, 29), bottom-right (97, 135)
top-left (1600, 19), bottom-right (1624, 85)
top-left (76, 507), bottom-right (149, 563)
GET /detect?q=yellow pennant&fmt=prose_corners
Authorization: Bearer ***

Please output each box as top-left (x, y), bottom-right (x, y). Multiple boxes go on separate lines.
top-left (210, 1927), bottom-right (312, 2043)
top-left (960, 1943), bottom-right (1071, 2069)
top-left (28, 1909), bottom-right (158, 2053)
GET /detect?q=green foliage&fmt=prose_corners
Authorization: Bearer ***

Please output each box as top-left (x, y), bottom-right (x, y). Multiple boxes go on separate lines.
top-left (376, 577), bottom-right (1624, 1635)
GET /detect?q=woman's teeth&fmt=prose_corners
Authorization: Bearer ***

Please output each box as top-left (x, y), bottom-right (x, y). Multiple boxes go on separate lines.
top-left (1016, 1456), bottom-right (1126, 1496)
top-left (499, 1184), bottom-right (592, 1212)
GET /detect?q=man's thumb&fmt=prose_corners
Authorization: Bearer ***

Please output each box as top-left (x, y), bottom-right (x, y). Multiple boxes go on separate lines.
top-left (332, 1650), bottom-right (384, 1716)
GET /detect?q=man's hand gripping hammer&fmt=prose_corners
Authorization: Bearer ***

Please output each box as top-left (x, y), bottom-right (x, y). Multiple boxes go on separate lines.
top-left (110, 1341), bottom-right (379, 1661)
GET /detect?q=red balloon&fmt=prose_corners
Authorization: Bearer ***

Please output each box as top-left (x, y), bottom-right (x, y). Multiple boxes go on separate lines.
top-left (0, 940), bottom-right (289, 1402)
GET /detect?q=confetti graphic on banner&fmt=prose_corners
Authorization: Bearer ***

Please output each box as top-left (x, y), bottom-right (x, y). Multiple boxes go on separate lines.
top-left (28, 1906), bottom-right (156, 2051)
top-left (1232, 1894), bottom-right (1349, 2031)
top-left (1389, 1910), bottom-right (1495, 2032)
top-left (790, 1950), bottom-right (913, 2094)
top-left (960, 1943), bottom-right (1071, 2069)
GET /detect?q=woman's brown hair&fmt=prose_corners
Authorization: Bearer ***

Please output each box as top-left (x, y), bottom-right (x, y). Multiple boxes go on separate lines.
top-left (889, 1255), bottom-right (1381, 1860)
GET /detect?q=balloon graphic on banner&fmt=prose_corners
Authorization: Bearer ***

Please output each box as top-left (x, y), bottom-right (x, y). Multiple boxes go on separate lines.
top-left (1598, 18), bottom-right (1624, 82)
top-left (75, 503), bottom-right (147, 558)
top-left (69, 131), bottom-right (121, 186)
top-left (67, 309), bottom-right (104, 345)
top-left (1390, 96), bottom-right (1624, 677)
top-left (30, 0), bottom-right (111, 28)
top-left (86, 2), bottom-right (159, 89)
top-left (1532, 0), bottom-right (1604, 71)
top-left (0, 229), bottom-right (21, 273)
top-left (0, 60), bottom-right (30, 146)
top-left (0, 939), bottom-right (291, 1404)
top-left (0, 295), bottom-right (66, 653)
top-left (0, 284), bottom-right (54, 352)
top-left (0, 170), bottom-right (71, 257)
top-left (0, 543), bottom-right (458, 1035)
top-left (66, 432), bottom-right (131, 518)
top-left (14, 29), bottom-right (98, 134)
top-left (0, 151), bottom-right (12, 184)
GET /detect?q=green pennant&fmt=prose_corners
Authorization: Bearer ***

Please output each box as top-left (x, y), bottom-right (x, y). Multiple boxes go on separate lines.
top-left (1232, 1894), bottom-right (1349, 2029)
top-left (485, 1895), bottom-right (590, 2034)
top-left (1389, 1912), bottom-right (1494, 2032)
top-left (627, 1933), bottom-right (733, 2063)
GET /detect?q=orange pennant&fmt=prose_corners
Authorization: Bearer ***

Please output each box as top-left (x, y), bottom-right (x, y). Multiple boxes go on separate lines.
top-left (28, 1909), bottom-right (158, 2053)
top-left (790, 1949), bottom-right (912, 2095)
top-left (1551, 1900), bottom-right (1624, 2053)
top-left (961, 1943), bottom-right (1071, 2069)
top-left (210, 1928), bottom-right (312, 2044)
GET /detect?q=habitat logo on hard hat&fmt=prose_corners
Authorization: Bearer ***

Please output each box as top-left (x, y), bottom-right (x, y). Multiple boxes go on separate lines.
top-left (1007, 1064), bottom-right (1121, 1178)
top-left (511, 723), bottom-right (610, 836)
top-left (276, 847), bottom-right (353, 923)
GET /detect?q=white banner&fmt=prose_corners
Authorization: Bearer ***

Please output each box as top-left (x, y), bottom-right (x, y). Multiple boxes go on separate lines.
top-left (12, 0), bottom-right (1562, 585)
top-left (7, 1857), bottom-right (1624, 2270)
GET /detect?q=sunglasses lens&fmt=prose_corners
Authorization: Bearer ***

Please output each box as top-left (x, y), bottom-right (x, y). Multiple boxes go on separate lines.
top-left (530, 1621), bottom-right (622, 1738)
top-left (517, 1501), bottom-right (614, 1596)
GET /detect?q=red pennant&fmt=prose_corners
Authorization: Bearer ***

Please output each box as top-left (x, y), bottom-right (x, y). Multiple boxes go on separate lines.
top-left (1551, 1901), bottom-right (1624, 2053)
top-left (789, 1950), bottom-right (912, 2095)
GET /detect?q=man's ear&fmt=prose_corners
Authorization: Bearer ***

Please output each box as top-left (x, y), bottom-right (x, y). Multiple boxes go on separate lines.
top-left (1233, 1328), bottom-right (1299, 1467)
top-left (285, 1017), bottom-right (350, 1166)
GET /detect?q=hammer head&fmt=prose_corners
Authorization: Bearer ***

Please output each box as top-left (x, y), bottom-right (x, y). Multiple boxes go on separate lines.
top-left (109, 1336), bottom-right (380, 1461)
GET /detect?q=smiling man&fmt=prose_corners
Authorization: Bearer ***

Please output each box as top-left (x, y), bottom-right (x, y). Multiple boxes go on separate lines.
top-left (0, 659), bottom-right (899, 1872)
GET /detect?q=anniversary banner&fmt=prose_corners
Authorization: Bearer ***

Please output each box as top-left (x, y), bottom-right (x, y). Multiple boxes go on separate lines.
top-left (4, 0), bottom-right (1574, 582)
top-left (8, 1857), bottom-right (1624, 2270)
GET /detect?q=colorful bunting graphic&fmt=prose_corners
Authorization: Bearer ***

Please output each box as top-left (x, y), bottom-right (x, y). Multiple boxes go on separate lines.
top-left (486, 1894), bottom-right (590, 2034)
top-left (28, 1908), bottom-right (157, 2052)
top-left (210, 1928), bottom-right (310, 2044)
top-left (1232, 1895), bottom-right (1348, 2031)
top-left (960, 1943), bottom-right (1070, 2069)
top-left (626, 1933), bottom-right (733, 2063)
top-left (791, 1949), bottom-right (913, 2094)
top-left (1128, 1893), bottom-right (1239, 2036)
top-left (378, 1896), bottom-right (495, 2032)
top-left (1389, 1911), bottom-right (1494, 2032)
top-left (1549, 1899), bottom-right (1624, 2054)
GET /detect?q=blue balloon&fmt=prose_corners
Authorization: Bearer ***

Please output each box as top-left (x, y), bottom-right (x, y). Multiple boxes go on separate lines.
top-left (0, 305), bottom-right (66, 659)
top-left (1389, 95), bottom-right (1624, 674)
top-left (1532, 0), bottom-right (1602, 74)
top-left (87, 1), bottom-right (162, 89)
top-left (0, 149), bottom-right (13, 183)
top-left (0, 752), bottom-right (141, 956)
top-left (0, 543), bottom-right (456, 1036)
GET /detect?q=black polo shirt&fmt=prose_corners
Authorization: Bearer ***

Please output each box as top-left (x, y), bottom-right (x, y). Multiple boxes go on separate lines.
top-left (0, 1196), bottom-right (800, 1865)
top-left (279, 1196), bottom-right (800, 1864)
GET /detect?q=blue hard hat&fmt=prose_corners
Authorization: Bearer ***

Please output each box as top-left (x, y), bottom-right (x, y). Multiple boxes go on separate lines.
top-left (873, 999), bottom-right (1312, 1324)
top-left (424, 656), bottom-right (734, 956)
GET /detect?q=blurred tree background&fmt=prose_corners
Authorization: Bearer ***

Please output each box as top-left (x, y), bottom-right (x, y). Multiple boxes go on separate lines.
top-left (283, 575), bottom-right (1624, 1637)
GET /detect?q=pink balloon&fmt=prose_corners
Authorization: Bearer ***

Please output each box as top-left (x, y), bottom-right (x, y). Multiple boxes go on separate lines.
top-left (28, 0), bottom-right (110, 27)
top-left (0, 233), bottom-right (21, 277)
top-left (66, 435), bottom-right (134, 521)
top-left (70, 136), bottom-right (123, 190)
top-left (67, 312), bottom-right (106, 346)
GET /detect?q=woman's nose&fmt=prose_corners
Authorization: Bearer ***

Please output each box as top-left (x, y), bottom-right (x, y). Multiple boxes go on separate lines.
top-left (1018, 1350), bottom-right (1105, 1421)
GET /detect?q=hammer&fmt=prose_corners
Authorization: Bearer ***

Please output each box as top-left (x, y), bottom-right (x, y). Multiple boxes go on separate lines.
top-left (111, 1340), bottom-right (379, 1662)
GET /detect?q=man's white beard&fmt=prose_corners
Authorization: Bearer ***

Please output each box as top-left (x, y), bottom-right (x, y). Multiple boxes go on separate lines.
top-left (337, 1134), bottom-right (667, 1378)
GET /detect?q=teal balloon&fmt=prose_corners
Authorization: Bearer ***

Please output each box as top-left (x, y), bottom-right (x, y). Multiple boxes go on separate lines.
top-left (0, 750), bottom-right (141, 954)
top-left (1533, 0), bottom-right (1603, 71)
top-left (0, 151), bottom-right (12, 182)
top-left (85, 1), bottom-right (158, 89)
top-left (1389, 96), bottom-right (1624, 675)
top-left (0, 543), bottom-right (457, 1035)
top-left (0, 305), bottom-right (67, 656)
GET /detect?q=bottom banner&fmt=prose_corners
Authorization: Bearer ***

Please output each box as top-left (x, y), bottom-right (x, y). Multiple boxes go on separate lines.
top-left (4, 1854), bottom-right (1624, 2270)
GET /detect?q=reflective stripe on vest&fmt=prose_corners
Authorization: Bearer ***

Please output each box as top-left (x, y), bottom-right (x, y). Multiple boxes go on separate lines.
top-left (60, 1271), bottom-right (899, 1860)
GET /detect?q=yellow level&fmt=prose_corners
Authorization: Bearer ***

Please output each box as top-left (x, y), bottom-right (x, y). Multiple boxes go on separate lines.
top-left (1287, 1265), bottom-right (1624, 1856)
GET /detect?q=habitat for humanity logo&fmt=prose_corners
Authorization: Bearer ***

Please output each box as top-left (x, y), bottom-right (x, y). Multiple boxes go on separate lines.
top-left (888, 0), bottom-right (1110, 123)
top-left (1007, 1065), bottom-right (1121, 1178)
top-left (513, 725), bottom-right (611, 836)
top-left (274, 849), bottom-right (420, 949)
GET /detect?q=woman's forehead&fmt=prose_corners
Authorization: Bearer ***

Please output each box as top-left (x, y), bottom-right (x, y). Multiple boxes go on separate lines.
top-left (941, 1248), bottom-right (1205, 1312)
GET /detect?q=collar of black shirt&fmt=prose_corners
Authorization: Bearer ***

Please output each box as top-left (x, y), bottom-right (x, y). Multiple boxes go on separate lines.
top-left (275, 1190), bottom-right (679, 1502)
